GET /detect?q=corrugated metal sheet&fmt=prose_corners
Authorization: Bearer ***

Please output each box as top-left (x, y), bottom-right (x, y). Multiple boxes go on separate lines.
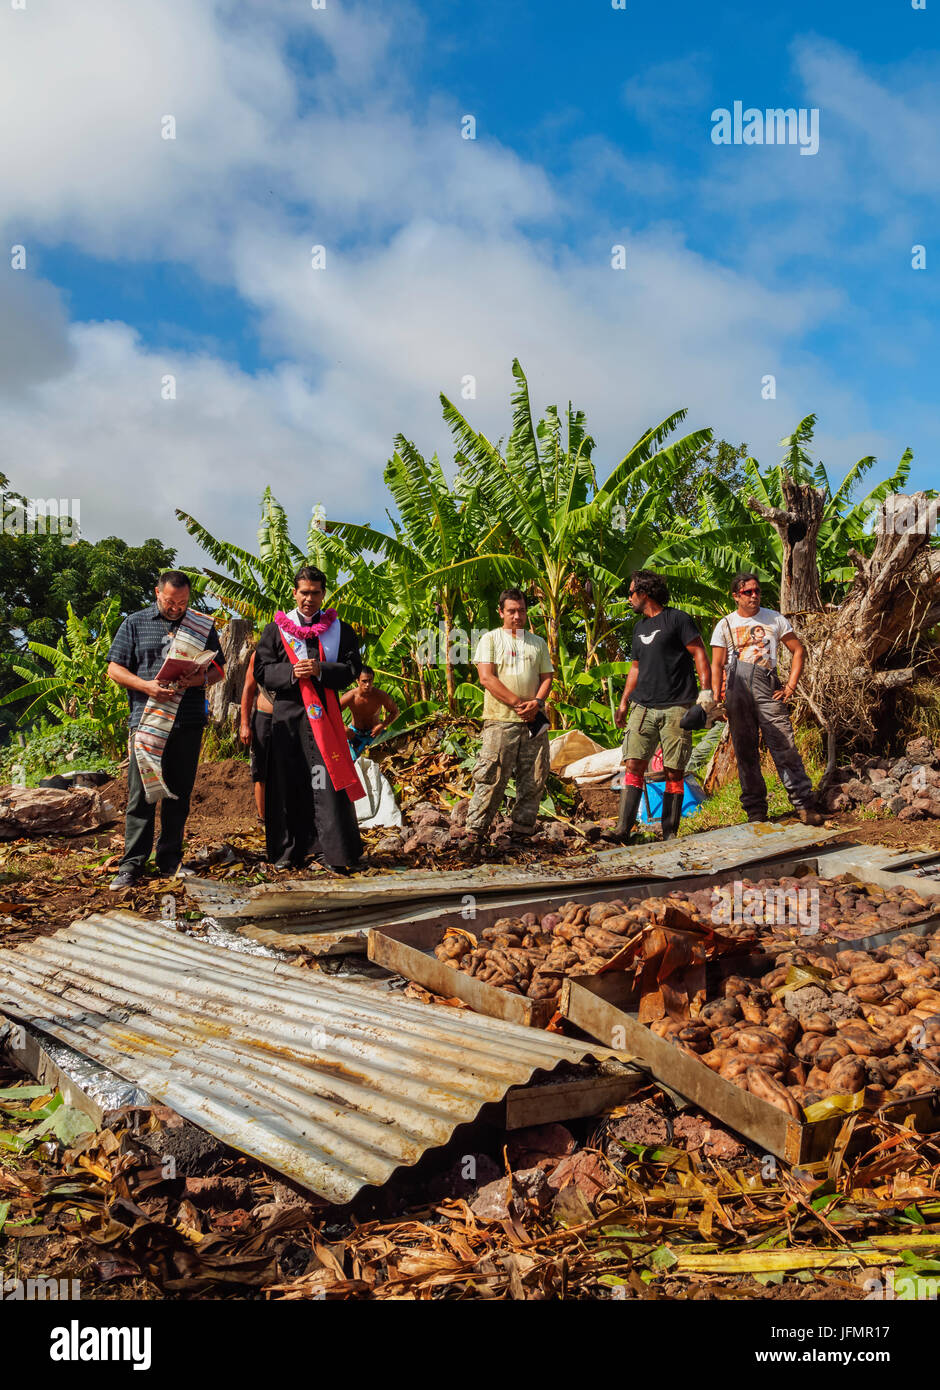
top-left (595, 819), bottom-right (843, 875)
top-left (235, 825), bottom-right (846, 954)
top-left (185, 823), bottom-right (842, 942)
top-left (0, 913), bottom-right (616, 1204)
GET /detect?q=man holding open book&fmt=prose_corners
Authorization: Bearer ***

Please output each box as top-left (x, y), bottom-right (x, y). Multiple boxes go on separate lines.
top-left (106, 571), bottom-right (225, 890)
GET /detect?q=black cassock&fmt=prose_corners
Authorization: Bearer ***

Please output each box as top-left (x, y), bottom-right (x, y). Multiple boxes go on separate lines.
top-left (253, 617), bottom-right (364, 868)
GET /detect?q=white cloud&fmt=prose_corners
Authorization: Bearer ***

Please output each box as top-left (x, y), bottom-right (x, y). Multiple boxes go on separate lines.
top-left (0, 320), bottom-right (364, 557)
top-left (1, 3), bottom-right (935, 562)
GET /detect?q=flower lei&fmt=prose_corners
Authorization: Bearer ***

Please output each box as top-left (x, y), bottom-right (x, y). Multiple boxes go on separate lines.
top-left (274, 608), bottom-right (338, 642)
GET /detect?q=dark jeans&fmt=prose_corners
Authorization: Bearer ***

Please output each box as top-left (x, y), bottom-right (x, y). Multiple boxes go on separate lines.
top-left (122, 725), bottom-right (204, 873)
top-left (725, 661), bottom-right (814, 816)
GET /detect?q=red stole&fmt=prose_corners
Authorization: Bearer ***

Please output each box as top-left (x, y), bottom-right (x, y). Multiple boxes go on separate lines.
top-left (278, 627), bottom-right (365, 803)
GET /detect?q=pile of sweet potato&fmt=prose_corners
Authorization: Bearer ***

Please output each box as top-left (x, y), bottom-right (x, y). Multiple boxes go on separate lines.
top-left (433, 898), bottom-right (646, 1001)
top-left (655, 873), bottom-right (931, 947)
top-left (657, 931), bottom-right (940, 1119)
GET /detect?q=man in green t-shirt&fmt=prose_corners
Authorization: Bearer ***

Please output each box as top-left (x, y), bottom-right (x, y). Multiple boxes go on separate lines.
top-left (465, 589), bottom-right (555, 842)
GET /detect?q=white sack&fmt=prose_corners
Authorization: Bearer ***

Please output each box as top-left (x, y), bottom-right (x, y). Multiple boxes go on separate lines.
top-left (549, 729), bottom-right (606, 772)
top-left (353, 756), bottom-right (403, 828)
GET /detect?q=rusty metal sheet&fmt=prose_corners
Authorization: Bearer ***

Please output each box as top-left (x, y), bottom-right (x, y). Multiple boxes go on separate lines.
top-left (0, 913), bottom-right (620, 1204)
top-left (593, 820), bottom-right (843, 877)
top-left (185, 823), bottom-right (843, 940)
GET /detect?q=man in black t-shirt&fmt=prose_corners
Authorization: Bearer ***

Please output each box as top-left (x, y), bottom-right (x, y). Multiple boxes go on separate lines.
top-left (611, 570), bottom-right (714, 841)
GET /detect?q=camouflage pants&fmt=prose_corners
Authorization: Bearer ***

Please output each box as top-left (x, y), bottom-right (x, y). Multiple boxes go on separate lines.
top-left (466, 721), bottom-right (550, 835)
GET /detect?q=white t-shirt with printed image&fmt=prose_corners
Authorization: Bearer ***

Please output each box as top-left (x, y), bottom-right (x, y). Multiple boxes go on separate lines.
top-left (709, 608), bottom-right (793, 672)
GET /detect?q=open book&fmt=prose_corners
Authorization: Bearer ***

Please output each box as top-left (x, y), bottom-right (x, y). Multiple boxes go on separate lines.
top-left (155, 649), bottom-right (217, 683)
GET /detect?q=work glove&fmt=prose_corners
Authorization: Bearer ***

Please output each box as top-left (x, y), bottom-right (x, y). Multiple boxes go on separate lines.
top-left (696, 689), bottom-right (716, 711)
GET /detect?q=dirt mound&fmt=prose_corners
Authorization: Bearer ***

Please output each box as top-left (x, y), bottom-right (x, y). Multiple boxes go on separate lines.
top-left (103, 757), bottom-right (257, 835)
top-left (579, 785), bottom-right (619, 819)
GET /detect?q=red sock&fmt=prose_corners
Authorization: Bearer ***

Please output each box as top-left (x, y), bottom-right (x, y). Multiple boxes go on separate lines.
top-left (665, 779), bottom-right (684, 796)
top-left (623, 770), bottom-right (644, 789)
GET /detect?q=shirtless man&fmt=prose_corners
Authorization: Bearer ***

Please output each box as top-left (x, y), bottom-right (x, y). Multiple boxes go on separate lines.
top-left (340, 666), bottom-right (399, 760)
top-left (239, 649), bottom-right (275, 818)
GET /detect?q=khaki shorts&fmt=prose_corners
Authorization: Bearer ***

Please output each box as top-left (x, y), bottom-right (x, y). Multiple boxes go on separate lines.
top-left (621, 703), bottom-right (692, 770)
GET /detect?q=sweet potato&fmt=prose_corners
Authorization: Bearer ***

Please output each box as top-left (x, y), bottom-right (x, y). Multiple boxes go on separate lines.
top-left (746, 1066), bottom-right (802, 1118)
top-left (836, 949), bottom-right (873, 972)
top-left (826, 1056), bottom-right (867, 1094)
top-left (554, 920), bottom-right (583, 942)
top-left (734, 1025), bottom-right (782, 1055)
top-left (851, 983), bottom-right (888, 1004)
top-left (700, 1049), bottom-right (728, 1072)
top-left (904, 1016), bottom-right (940, 1048)
top-left (879, 1054), bottom-right (915, 1086)
top-left (701, 998), bottom-right (742, 1027)
top-left (900, 1067), bottom-right (940, 1094)
top-left (527, 972), bottom-right (563, 1000)
top-left (837, 1025), bottom-right (892, 1058)
top-left (434, 938), bottom-right (469, 963)
top-left (800, 1013), bottom-right (835, 1035)
top-left (806, 1064), bottom-right (832, 1091)
top-left (795, 1033), bottom-right (826, 1063)
top-left (677, 1023), bottom-right (713, 1053)
top-left (738, 997), bottom-right (766, 1025)
top-left (568, 937), bottom-right (596, 963)
top-left (599, 914), bottom-right (635, 935)
top-left (849, 962), bottom-right (893, 986)
top-left (584, 925), bottom-right (626, 955)
top-left (895, 962), bottom-right (938, 986)
top-left (766, 1012), bottom-right (800, 1048)
top-left (750, 1048), bottom-right (789, 1074)
top-left (813, 1036), bottom-right (855, 1071)
top-left (544, 949), bottom-right (579, 972)
top-left (587, 902), bottom-right (621, 927)
top-left (719, 1054), bottom-right (752, 1081)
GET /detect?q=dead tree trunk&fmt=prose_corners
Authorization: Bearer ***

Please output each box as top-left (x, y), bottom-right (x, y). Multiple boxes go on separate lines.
top-left (841, 493), bottom-right (940, 662)
top-left (746, 472), bottom-right (825, 615)
top-left (207, 617), bottom-right (256, 726)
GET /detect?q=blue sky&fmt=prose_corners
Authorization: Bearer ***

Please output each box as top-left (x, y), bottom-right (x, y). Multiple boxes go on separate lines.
top-left (1, 0), bottom-right (936, 560)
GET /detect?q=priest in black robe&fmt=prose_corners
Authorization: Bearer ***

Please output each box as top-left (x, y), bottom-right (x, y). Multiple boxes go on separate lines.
top-left (254, 566), bottom-right (365, 871)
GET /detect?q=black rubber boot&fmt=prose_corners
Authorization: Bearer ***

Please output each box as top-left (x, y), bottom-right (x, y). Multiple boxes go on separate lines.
top-left (660, 789), bottom-right (683, 840)
top-left (614, 784), bottom-right (643, 840)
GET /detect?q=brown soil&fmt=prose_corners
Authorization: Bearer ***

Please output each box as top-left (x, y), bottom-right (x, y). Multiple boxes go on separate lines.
top-left (105, 757), bottom-right (259, 836)
top-left (579, 785), bottom-right (619, 819)
top-left (828, 813), bottom-right (940, 853)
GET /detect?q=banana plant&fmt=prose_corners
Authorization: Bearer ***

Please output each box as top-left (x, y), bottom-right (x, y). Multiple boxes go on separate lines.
top-left (176, 487), bottom-right (367, 622)
top-left (444, 359), bottom-right (712, 676)
top-left (0, 600), bottom-right (127, 757)
top-left (328, 437), bottom-right (531, 709)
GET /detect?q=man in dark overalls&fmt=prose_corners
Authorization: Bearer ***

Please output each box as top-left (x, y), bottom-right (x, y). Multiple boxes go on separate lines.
top-left (710, 573), bottom-right (823, 825)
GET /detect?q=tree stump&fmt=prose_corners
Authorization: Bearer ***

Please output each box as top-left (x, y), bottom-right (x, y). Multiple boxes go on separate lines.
top-left (207, 618), bottom-right (256, 725)
top-left (840, 493), bottom-right (940, 662)
top-left (746, 472), bottom-right (825, 615)
top-left (703, 724), bottom-right (738, 793)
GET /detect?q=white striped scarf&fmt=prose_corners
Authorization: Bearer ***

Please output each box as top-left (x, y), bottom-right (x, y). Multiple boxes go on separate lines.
top-left (133, 608), bottom-right (216, 804)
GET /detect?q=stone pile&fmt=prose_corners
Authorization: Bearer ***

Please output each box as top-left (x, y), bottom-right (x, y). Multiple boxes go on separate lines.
top-left (822, 737), bottom-right (940, 821)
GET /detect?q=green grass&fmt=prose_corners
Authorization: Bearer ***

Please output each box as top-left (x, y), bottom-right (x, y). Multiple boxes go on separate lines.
top-left (680, 732), bottom-right (828, 836)
top-left (200, 722), bottom-right (249, 763)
